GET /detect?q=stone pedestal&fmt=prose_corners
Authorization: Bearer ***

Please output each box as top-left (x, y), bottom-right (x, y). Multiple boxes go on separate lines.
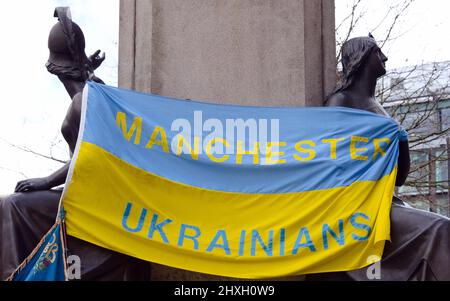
top-left (119, 0), bottom-right (336, 280)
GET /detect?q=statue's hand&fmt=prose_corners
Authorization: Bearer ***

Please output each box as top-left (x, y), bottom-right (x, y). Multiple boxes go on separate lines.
top-left (88, 50), bottom-right (106, 70)
top-left (15, 177), bottom-right (51, 193)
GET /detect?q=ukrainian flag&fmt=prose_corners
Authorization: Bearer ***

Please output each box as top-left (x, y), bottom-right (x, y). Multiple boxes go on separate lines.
top-left (60, 82), bottom-right (407, 278)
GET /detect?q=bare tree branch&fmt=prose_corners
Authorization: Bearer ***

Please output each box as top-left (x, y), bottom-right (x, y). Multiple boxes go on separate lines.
top-left (0, 138), bottom-right (67, 164)
top-left (379, 0), bottom-right (414, 48)
top-left (0, 166), bottom-right (27, 178)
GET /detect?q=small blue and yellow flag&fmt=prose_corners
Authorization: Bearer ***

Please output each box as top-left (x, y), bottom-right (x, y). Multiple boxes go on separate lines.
top-left (8, 213), bottom-right (67, 281)
top-left (59, 82), bottom-right (407, 279)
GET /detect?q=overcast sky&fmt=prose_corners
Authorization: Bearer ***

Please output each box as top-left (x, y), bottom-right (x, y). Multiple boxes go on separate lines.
top-left (0, 0), bottom-right (449, 194)
top-left (336, 0), bottom-right (450, 68)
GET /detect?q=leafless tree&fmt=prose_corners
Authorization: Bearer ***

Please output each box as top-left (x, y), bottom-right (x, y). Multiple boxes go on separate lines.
top-left (0, 137), bottom-right (67, 164)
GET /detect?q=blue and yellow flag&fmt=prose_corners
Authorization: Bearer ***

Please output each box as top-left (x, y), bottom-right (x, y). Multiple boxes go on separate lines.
top-left (8, 214), bottom-right (67, 281)
top-left (60, 82), bottom-right (407, 278)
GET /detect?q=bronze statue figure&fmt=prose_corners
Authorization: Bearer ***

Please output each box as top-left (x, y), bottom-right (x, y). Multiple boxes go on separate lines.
top-left (310, 35), bottom-right (450, 280)
top-left (14, 7), bottom-right (104, 194)
top-left (325, 35), bottom-right (410, 187)
top-left (0, 7), bottom-right (150, 280)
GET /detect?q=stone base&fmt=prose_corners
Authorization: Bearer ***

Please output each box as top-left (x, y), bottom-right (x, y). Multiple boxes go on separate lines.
top-left (150, 264), bottom-right (305, 281)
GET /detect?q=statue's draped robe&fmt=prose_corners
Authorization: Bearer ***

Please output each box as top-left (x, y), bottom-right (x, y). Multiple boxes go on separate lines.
top-left (308, 197), bottom-right (450, 281)
top-left (0, 190), bottom-right (151, 280)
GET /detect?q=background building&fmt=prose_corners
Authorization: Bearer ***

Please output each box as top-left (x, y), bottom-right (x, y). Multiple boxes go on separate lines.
top-left (379, 61), bottom-right (450, 216)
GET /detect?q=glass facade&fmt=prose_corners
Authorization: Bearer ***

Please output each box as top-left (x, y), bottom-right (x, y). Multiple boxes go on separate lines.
top-left (392, 104), bottom-right (449, 217)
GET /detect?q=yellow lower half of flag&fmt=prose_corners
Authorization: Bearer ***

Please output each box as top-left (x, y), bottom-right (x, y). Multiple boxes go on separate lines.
top-left (62, 142), bottom-right (394, 278)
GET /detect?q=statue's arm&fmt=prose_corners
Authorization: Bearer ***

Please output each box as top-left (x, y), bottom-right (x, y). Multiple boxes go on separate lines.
top-left (15, 93), bottom-right (82, 193)
top-left (46, 161), bottom-right (71, 188)
top-left (14, 162), bottom-right (70, 192)
top-left (396, 140), bottom-right (411, 186)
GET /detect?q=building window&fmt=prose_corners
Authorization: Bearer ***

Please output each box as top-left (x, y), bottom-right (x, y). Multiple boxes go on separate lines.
top-left (441, 107), bottom-right (450, 132)
top-left (398, 150), bottom-right (429, 196)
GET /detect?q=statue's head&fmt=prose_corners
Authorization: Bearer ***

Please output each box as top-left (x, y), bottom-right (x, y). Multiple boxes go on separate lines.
top-left (46, 7), bottom-right (92, 81)
top-left (339, 34), bottom-right (388, 90)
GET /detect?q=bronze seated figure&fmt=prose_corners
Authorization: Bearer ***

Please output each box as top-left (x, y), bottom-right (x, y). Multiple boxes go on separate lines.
top-left (0, 7), bottom-right (150, 281)
top-left (308, 36), bottom-right (450, 281)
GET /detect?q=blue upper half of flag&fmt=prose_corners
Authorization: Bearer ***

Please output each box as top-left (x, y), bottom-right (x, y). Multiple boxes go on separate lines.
top-left (80, 82), bottom-right (407, 194)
